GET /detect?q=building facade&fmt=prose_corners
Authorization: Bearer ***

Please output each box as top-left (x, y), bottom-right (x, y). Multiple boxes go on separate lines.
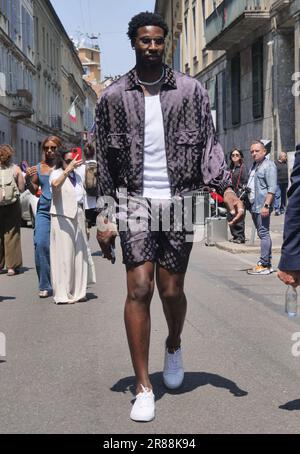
top-left (0, 0), bottom-right (97, 163)
top-left (155, 0), bottom-right (300, 167)
top-left (0, 0), bottom-right (36, 162)
top-left (78, 42), bottom-right (102, 98)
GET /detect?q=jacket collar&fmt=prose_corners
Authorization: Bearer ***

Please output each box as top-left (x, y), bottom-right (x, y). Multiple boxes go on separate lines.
top-left (125, 64), bottom-right (177, 91)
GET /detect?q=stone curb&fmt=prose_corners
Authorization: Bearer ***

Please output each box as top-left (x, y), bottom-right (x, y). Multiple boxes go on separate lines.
top-left (215, 242), bottom-right (282, 254)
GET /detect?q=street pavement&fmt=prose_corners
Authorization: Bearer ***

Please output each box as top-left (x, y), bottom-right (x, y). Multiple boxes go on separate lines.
top-left (1, 216), bottom-right (300, 434)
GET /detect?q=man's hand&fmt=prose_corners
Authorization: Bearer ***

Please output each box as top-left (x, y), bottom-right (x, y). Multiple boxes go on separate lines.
top-left (223, 189), bottom-right (244, 226)
top-left (96, 216), bottom-right (118, 261)
top-left (278, 269), bottom-right (300, 287)
top-left (260, 207), bottom-right (270, 218)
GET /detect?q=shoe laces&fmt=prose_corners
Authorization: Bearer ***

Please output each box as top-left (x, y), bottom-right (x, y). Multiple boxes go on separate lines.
top-left (135, 385), bottom-right (153, 406)
top-left (165, 348), bottom-right (182, 371)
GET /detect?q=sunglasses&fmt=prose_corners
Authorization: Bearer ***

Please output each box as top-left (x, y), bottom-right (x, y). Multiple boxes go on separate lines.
top-left (231, 153), bottom-right (240, 157)
top-left (44, 146), bottom-right (57, 151)
top-left (139, 37), bottom-right (165, 46)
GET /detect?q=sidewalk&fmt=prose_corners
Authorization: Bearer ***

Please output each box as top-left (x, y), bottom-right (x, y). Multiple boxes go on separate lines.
top-left (215, 211), bottom-right (285, 254)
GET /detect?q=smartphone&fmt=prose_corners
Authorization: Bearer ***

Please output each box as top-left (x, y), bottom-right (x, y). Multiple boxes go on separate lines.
top-left (71, 147), bottom-right (82, 161)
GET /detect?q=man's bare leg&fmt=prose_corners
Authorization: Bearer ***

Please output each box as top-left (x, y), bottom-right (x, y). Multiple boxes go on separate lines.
top-left (124, 261), bottom-right (155, 394)
top-left (156, 266), bottom-right (187, 351)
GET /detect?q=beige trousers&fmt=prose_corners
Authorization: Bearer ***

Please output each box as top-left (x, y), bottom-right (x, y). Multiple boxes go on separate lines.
top-left (0, 200), bottom-right (22, 270)
top-left (50, 206), bottom-right (95, 304)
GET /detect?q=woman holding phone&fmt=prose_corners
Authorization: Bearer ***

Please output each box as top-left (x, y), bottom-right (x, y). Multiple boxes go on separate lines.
top-left (49, 149), bottom-right (95, 304)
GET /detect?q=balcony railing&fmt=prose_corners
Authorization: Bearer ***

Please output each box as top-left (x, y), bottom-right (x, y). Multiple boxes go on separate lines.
top-left (9, 89), bottom-right (34, 120)
top-left (50, 115), bottom-right (62, 130)
top-left (205, 0), bottom-right (271, 50)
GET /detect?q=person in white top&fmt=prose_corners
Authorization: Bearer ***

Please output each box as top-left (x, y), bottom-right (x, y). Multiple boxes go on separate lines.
top-left (49, 149), bottom-right (96, 304)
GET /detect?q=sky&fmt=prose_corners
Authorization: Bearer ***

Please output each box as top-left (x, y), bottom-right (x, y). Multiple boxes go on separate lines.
top-left (50, 0), bottom-right (156, 78)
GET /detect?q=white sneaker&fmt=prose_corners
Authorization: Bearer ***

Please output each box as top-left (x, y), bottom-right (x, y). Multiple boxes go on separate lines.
top-left (163, 347), bottom-right (184, 389)
top-left (130, 385), bottom-right (155, 422)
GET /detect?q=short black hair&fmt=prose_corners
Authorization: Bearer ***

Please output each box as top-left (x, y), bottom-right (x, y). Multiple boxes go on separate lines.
top-left (127, 11), bottom-right (169, 43)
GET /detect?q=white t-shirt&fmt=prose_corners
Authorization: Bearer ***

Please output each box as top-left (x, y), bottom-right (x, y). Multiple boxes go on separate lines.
top-left (142, 95), bottom-right (171, 200)
top-left (49, 168), bottom-right (85, 204)
top-left (247, 166), bottom-right (256, 203)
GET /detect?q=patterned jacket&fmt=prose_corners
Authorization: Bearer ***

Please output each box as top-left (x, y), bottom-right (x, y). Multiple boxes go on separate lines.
top-left (95, 65), bottom-right (232, 201)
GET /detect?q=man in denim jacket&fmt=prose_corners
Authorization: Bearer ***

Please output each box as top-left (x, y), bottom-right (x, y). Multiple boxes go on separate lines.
top-left (247, 140), bottom-right (277, 275)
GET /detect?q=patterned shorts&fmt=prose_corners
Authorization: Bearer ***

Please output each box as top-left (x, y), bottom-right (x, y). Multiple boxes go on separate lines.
top-left (118, 198), bottom-right (194, 273)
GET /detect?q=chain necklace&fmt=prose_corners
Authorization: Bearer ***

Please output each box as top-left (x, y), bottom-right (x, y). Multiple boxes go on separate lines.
top-left (137, 68), bottom-right (165, 86)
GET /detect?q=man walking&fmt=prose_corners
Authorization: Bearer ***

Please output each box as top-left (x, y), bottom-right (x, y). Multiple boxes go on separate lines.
top-left (274, 151), bottom-right (288, 215)
top-left (247, 140), bottom-right (277, 275)
top-left (95, 11), bottom-right (243, 422)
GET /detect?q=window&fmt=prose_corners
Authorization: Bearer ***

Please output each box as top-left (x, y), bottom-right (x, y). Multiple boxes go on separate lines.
top-left (25, 140), bottom-right (29, 162)
top-left (83, 66), bottom-right (89, 75)
top-left (252, 39), bottom-right (264, 119)
top-left (50, 38), bottom-right (53, 67)
top-left (47, 32), bottom-right (49, 61)
top-left (173, 39), bottom-right (181, 72)
top-left (42, 27), bottom-right (45, 57)
top-left (35, 16), bottom-right (39, 54)
top-left (206, 77), bottom-right (218, 132)
top-left (202, 0), bottom-right (206, 26)
top-left (231, 54), bottom-right (241, 126)
top-left (184, 16), bottom-right (188, 57)
top-left (192, 6), bottom-right (197, 56)
top-left (21, 5), bottom-right (26, 52)
top-left (0, 0), bottom-right (8, 17)
top-left (0, 131), bottom-right (5, 144)
top-left (7, 53), bottom-right (12, 92)
top-left (21, 138), bottom-right (24, 160)
top-left (11, 0), bottom-right (20, 41)
top-left (30, 142), bottom-right (33, 164)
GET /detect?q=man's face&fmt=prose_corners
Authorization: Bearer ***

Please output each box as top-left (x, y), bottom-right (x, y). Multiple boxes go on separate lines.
top-left (280, 152), bottom-right (287, 162)
top-left (250, 143), bottom-right (267, 163)
top-left (133, 26), bottom-right (165, 67)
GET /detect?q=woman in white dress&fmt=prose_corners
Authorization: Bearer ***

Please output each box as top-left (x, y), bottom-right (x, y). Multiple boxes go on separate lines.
top-left (49, 149), bottom-right (95, 304)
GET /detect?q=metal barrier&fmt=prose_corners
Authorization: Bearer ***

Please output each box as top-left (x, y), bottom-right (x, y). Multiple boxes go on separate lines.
top-left (192, 190), bottom-right (211, 225)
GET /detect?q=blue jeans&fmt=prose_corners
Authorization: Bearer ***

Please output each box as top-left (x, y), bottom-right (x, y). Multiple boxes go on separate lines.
top-left (251, 212), bottom-right (272, 267)
top-left (34, 196), bottom-right (52, 292)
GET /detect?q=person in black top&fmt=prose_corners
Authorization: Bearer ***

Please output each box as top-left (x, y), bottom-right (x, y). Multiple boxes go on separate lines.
top-left (274, 151), bottom-right (288, 215)
top-left (228, 148), bottom-right (248, 243)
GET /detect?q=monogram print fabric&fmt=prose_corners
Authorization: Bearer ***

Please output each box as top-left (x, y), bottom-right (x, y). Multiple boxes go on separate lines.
top-left (95, 65), bottom-right (232, 202)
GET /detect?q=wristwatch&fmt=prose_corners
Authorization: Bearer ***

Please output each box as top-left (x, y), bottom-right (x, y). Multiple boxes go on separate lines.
top-left (264, 203), bottom-right (271, 209)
